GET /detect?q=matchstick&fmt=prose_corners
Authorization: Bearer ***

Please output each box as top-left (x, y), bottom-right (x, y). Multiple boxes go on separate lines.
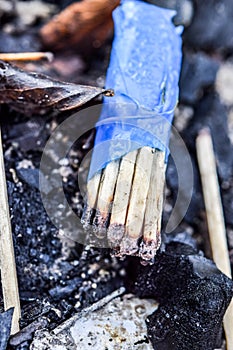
top-left (81, 170), bottom-right (102, 229)
top-left (0, 127), bottom-right (21, 335)
top-left (107, 149), bottom-right (137, 249)
top-left (92, 159), bottom-right (120, 238)
top-left (139, 150), bottom-right (165, 261)
top-left (0, 52), bottom-right (53, 62)
top-left (196, 128), bottom-right (233, 350)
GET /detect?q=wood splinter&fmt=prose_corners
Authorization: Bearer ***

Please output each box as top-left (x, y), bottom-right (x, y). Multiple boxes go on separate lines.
top-left (0, 52), bottom-right (54, 62)
top-left (82, 147), bottom-right (166, 263)
top-left (196, 128), bottom-right (233, 350)
top-left (0, 127), bottom-right (21, 335)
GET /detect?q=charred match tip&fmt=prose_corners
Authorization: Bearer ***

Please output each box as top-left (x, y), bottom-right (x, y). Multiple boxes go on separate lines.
top-left (139, 236), bottom-right (161, 264)
top-left (107, 224), bottom-right (125, 248)
top-left (115, 236), bottom-right (140, 257)
top-left (92, 210), bottom-right (109, 239)
top-left (81, 205), bottom-right (95, 229)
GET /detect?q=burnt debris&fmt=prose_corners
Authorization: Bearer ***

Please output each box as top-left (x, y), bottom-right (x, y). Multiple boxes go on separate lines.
top-left (127, 236), bottom-right (233, 350)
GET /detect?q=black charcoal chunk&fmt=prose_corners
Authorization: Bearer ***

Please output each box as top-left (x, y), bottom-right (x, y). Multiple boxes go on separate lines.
top-left (128, 240), bottom-right (233, 350)
top-left (9, 317), bottom-right (49, 346)
top-left (0, 308), bottom-right (14, 350)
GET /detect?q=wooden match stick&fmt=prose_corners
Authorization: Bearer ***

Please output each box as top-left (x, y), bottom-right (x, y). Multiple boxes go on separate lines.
top-left (0, 52), bottom-right (54, 62)
top-left (0, 127), bottom-right (21, 335)
top-left (92, 159), bottom-right (120, 238)
top-left (196, 128), bottom-right (233, 350)
top-left (107, 149), bottom-right (137, 248)
top-left (139, 150), bottom-right (165, 262)
top-left (81, 170), bottom-right (102, 229)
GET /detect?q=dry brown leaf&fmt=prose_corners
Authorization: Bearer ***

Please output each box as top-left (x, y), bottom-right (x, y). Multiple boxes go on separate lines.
top-left (40, 0), bottom-right (120, 51)
top-left (0, 60), bottom-right (113, 115)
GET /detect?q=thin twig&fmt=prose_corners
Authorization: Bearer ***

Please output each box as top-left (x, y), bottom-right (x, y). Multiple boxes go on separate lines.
top-left (0, 127), bottom-right (21, 335)
top-left (196, 128), bottom-right (233, 350)
top-left (0, 52), bottom-right (53, 62)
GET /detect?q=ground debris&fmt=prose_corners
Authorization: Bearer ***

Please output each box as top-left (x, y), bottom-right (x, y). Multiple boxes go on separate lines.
top-left (127, 238), bottom-right (233, 350)
top-left (9, 317), bottom-right (49, 347)
top-left (31, 292), bottom-right (155, 350)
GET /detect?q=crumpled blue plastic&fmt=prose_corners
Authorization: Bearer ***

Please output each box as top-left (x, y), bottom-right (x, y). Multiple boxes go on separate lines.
top-left (88, 0), bottom-right (183, 179)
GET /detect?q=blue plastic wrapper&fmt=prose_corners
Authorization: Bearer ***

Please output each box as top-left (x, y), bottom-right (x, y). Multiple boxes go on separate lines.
top-left (88, 0), bottom-right (183, 179)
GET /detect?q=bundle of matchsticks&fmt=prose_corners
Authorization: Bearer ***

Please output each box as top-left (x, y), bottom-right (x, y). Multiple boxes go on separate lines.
top-left (81, 0), bottom-right (182, 263)
top-left (82, 147), bottom-right (165, 261)
top-left (82, 0), bottom-right (184, 263)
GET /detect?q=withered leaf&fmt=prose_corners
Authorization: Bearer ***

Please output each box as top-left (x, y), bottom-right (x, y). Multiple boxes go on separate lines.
top-left (0, 60), bottom-right (113, 115)
top-left (40, 0), bottom-right (119, 51)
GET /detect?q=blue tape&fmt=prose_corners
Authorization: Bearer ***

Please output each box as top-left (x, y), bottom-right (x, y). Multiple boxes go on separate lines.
top-left (88, 0), bottom-right (183, 179)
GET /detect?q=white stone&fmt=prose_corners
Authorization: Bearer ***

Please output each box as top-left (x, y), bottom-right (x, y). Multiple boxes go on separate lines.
top-left (30, 294), bottom-right (157, 350)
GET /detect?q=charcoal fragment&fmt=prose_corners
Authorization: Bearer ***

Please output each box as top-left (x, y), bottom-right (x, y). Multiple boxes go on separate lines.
top-left (128, 240), bottom-right (233, 350)
top-left (9, 317), bottom-right (49, 347)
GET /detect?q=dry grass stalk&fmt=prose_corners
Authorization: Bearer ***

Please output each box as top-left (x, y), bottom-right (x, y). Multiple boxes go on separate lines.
top-left (196, 128), bottom-right (233, 350)
top-left (0, 127), bottom-right (21, 335)
top-left (0, 52), bottom-right (53, 62)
